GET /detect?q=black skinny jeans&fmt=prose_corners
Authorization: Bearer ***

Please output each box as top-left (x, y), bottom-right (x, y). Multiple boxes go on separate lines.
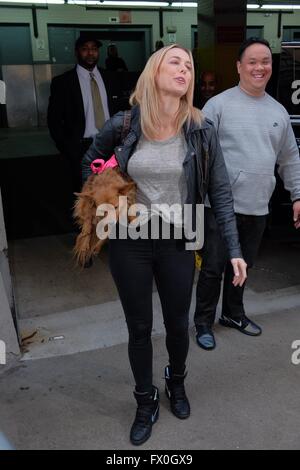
top-left (194, 208), bottom-right (267, 327)
top-left (109, 225), bottom-right (195, 393)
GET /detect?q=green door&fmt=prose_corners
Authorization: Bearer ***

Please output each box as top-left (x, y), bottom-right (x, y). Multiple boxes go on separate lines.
top-left (0, 24), bottom-right (32, 65)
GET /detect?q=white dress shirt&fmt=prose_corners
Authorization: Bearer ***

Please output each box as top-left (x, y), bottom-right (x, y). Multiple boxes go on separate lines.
top-left (76, 64), bottom-right (110, 138)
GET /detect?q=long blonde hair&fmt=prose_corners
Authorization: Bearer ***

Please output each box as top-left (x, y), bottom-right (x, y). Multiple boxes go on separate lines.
top-left (130, 44), bottom-right (203, 140)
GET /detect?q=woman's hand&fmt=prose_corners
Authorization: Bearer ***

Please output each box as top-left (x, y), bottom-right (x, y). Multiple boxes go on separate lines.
top-left (230, 258), bottom-right (247, 287)
top-left (293, 200), bottom-right (300, 229)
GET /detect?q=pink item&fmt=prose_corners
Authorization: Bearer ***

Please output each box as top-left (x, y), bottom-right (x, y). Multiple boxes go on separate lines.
top-left (90, 155), bottom-right (118, 174)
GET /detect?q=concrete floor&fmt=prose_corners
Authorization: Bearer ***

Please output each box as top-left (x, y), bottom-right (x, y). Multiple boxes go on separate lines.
top-left (0, 307), bottom-right (300, 450)
top-left (9, 224), bottom-right (300, 319)
top-left (0, 127), bottom-right (56, 160)
top-left (1, 222), bottom-right (299, 449)
top-left (9, 223), bottom-right (300, 319)
top-left (9, 234), bottom-right (120, 319)
top-left (6, 223), bottom-right (300, 361)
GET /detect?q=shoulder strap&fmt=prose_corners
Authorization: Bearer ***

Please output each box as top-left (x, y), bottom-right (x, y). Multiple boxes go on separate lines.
top-left (120, 109), bottom-right (132, 143)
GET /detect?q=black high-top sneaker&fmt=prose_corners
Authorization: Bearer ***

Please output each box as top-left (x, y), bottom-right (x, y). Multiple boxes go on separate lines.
top-left (130, 386), bottom-right (159, 446)
top-left (165, 365), bottom-right (190, 419)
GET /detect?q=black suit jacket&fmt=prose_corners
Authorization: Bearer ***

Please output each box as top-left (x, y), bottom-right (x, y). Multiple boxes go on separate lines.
top-left (47, 66), bottom-right (112, 160)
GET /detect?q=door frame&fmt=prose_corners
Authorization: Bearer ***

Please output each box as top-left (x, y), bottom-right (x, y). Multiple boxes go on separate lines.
top-left (0, 186), bottom-right (20, 349)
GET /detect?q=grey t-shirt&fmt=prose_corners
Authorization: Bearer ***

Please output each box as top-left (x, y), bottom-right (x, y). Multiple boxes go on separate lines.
top-left (203, 85), bottom-right (300, 215)
top-left (127, 133), bottom-right (187, 225)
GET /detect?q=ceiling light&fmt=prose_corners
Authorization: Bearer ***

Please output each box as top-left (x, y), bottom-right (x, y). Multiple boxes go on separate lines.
top-left (261, 4), bottom-right (300, 9)
top-left (68, 1), bottom-right (101, 4)
top-left (0, 0), bottom-right (64, 3)
top-left (172, 2), bottom-right (198, 6)
top-left (97, 1), bottom-right (170, 6)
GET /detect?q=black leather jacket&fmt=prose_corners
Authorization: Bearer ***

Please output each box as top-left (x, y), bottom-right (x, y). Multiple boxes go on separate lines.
top-left (82, 106), bottom-right (242, 259)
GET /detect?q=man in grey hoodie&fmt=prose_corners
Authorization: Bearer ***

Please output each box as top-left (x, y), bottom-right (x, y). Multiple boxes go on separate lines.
top-left (194, 37), bottom-right (300, 350)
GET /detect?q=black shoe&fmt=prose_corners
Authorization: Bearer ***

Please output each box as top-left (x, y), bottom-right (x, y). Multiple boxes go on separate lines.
top-left (130, 386), bottom-right (159, 446)
top-left (219, 314), bottom-right (262, 336)
top-left (195, 325), bottom-right (216, 350)
top-left (165, 365), bottom-right (190, 419)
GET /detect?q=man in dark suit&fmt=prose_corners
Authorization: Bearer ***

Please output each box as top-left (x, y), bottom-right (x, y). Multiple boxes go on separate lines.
top-left (47, 35), bottom-right (111, 194)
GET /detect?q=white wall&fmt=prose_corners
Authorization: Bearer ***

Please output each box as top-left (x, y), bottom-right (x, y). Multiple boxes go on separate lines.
top-left (1, 5), bottom-right (300, 61)
top-left (0, 5), bottom-right (197, 63)
top-left (247, 11), bottom-right (300, 53)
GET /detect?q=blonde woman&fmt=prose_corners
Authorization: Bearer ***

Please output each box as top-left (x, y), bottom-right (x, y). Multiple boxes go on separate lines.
top-left (82, 44), bottom-right (247, 446)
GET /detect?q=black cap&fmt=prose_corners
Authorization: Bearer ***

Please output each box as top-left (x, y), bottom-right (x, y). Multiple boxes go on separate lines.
top-left (75, 36), bottom-right (102, 50)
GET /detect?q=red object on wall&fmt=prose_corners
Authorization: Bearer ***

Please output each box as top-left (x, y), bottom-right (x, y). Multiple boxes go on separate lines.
top-left (119, 11), bottom-right (132, 24)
